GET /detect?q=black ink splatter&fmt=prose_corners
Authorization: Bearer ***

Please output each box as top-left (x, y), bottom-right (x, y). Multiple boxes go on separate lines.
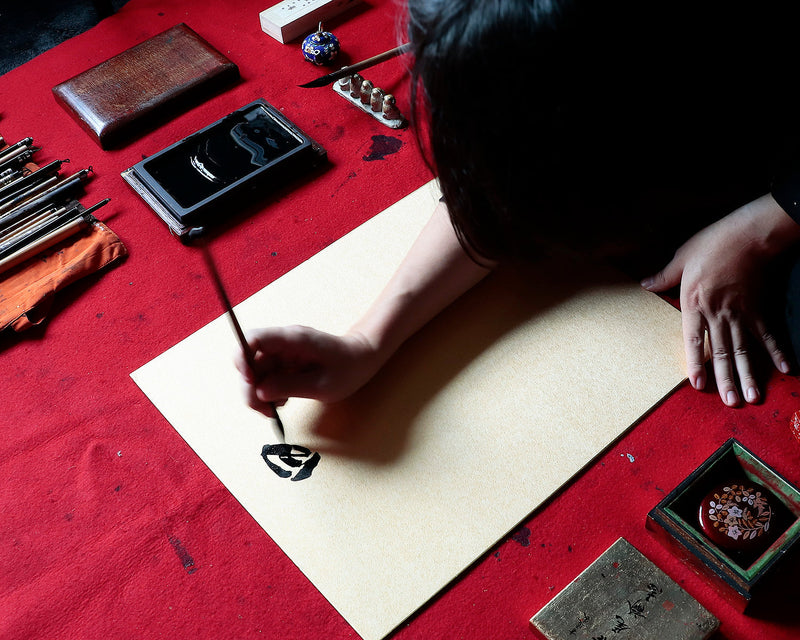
top-left (362, 135), bottom-right (402, 162)
top-left (330, 125), bottom-right (346, 141)
top-left (261, 444), bottom-right (321, 481)
top-left (511, 526), bottom-right (531, 547)
top-left (168, 536), bottom-right (198, 574)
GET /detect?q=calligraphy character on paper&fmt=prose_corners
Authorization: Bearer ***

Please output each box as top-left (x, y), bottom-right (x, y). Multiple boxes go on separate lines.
top-left (262, 443), bottom-right (321, 481)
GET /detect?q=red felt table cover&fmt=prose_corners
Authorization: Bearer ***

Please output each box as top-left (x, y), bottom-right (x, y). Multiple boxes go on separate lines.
top-left (1, 2), bottom-right (798, 639)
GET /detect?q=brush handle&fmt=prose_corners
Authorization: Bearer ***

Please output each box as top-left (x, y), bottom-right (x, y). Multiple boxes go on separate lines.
top-left (0, 216), bottom-right (87, 275)
top-left (299, 43), bottom-right (411, 88)
top-left (200, 243), bottom-right (287, 440)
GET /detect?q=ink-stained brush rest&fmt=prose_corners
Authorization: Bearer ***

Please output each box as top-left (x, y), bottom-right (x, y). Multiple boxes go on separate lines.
top-left (52, 24), bottom-right (240, 149)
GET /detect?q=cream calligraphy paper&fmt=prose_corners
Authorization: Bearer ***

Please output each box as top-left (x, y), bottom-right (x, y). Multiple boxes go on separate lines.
top-left (131, 180), bottom-right (686, 640)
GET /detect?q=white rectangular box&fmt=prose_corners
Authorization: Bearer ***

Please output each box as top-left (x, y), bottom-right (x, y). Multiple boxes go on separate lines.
top-left (259, 0), bottom-right (362, 44)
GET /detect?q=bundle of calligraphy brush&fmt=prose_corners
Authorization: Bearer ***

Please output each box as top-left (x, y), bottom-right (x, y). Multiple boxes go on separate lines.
top-left (0, 137), bottom-right (109, 275)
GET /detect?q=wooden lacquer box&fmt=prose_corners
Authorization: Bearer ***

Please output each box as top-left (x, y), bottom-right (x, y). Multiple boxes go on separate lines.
top-left (52, 24), bottom-right (239, 149)
top-left (647, 439), bottom-right (800, 612)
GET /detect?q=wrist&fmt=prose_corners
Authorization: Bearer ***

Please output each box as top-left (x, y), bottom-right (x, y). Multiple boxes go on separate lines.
top-left (347, 302), bottom-right (409, 366)
top-left (740, 194), bottom-right (800, 259)
top-left (343, 324), bottom-right (396, 369)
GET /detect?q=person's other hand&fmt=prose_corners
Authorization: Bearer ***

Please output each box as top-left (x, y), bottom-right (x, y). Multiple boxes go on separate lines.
top-left (235, 326), bottom-right (382, 414)
top-left (642, 194), bottom-right (798, 406)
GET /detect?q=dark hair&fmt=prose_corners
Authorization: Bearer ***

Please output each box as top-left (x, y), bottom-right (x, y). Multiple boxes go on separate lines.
top-left (406, 1), bottom-right (800, 265)
top-left (407, 0), bottom-right (586, 262)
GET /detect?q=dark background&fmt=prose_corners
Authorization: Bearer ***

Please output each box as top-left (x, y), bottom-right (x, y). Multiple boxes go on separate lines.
top-left (0, 0), bottom-right (130, 75)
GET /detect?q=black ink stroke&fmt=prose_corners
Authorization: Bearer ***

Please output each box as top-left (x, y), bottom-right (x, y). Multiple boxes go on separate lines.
top-left (261, 444), bottom-right (321, 481)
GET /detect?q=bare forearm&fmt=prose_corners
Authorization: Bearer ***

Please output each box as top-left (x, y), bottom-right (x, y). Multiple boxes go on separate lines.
top-left (237, 201), bottom-right (492, 406)
top-left (350, 200), bottom-right (492, 361)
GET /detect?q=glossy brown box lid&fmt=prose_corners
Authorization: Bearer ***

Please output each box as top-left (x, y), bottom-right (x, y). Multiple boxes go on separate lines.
top-left (52, 24), bottom-right (239, 149)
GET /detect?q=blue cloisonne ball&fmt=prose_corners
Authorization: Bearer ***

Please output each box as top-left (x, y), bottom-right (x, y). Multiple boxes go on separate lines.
top-left (301, 28), bottom-right (341, 66)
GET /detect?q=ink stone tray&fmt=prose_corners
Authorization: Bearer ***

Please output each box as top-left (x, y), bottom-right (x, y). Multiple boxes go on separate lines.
top-left (122, 99), bottom-right (326, 240)
top-left (646, 438), bottom-right (800, 612)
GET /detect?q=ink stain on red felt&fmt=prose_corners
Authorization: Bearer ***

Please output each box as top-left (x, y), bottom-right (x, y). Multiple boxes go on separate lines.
top-left (362, 135), bottom-right (402, 162)
top-left (168, 536), bottom-right (199, 574)
top-left (330, 124), bottom-right (346, 141)
top-left (510, 526), bottom-right (531, 547)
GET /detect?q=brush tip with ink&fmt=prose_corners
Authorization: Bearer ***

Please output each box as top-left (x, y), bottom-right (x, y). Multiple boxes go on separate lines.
top-left (270, 403), bottom-right (287, 443)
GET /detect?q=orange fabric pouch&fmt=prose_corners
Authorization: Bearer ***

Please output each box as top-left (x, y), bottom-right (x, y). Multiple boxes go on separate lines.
top-left (0, 220), bottom-right (127, 331)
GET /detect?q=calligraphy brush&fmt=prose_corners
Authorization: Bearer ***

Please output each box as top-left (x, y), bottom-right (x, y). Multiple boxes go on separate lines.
top-left (298, 42), bottom-right (411, 88)
top-left (200, 242), bottom-right (287, 443)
